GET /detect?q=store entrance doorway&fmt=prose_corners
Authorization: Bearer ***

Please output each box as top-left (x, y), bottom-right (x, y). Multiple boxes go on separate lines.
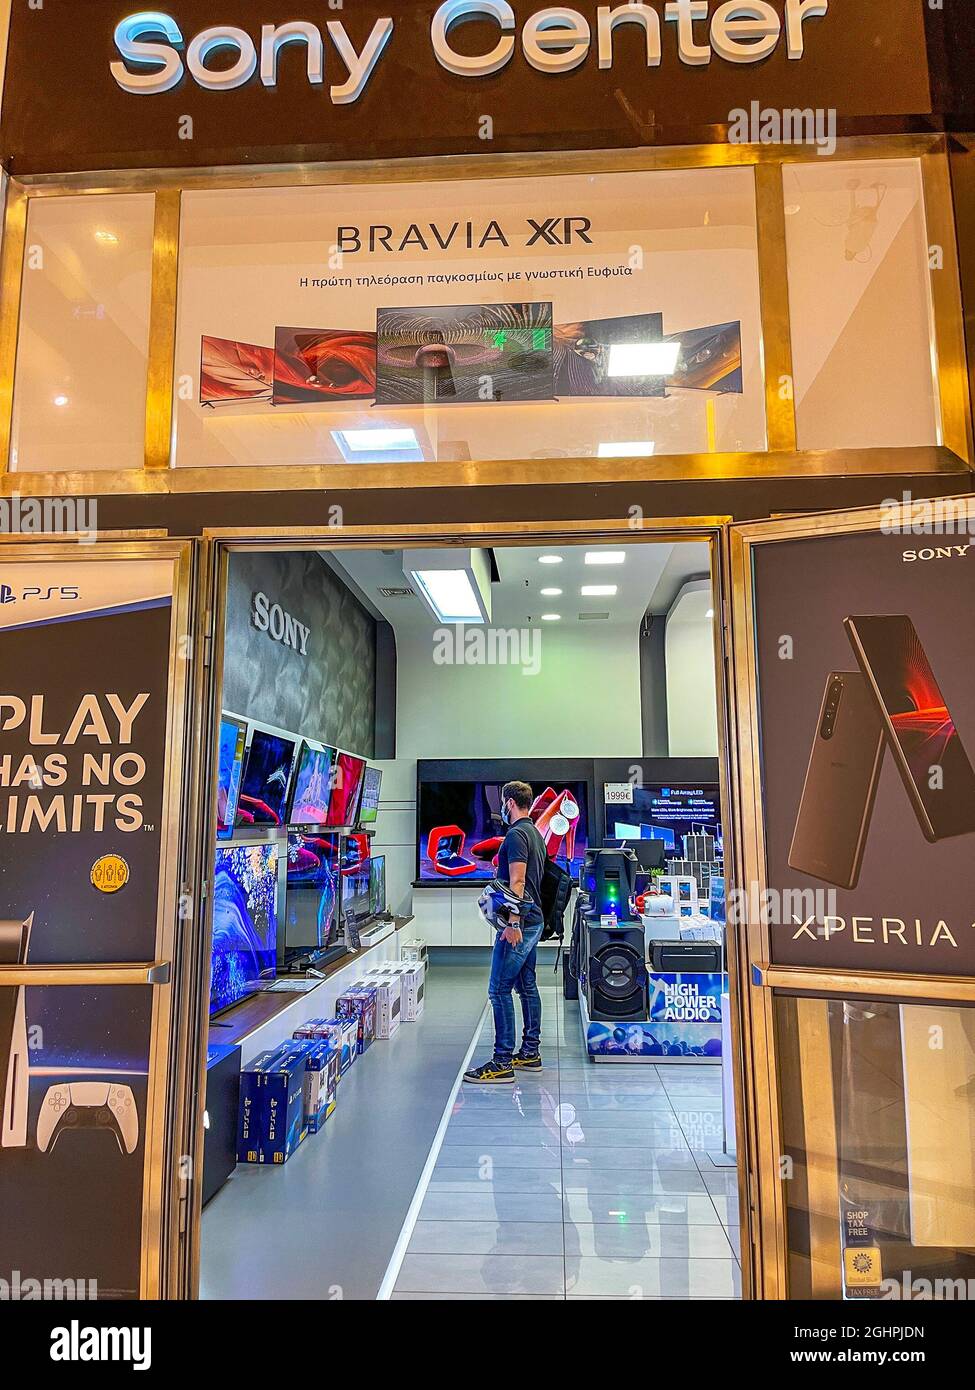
top-left (186, 518), bottom-right (746, 1301)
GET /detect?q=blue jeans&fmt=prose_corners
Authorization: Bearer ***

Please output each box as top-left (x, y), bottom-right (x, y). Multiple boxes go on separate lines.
top-left (488, 909), bottom-right (544, 1065)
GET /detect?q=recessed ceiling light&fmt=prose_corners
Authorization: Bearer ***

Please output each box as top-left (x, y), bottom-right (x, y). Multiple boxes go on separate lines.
top-left (540, 587), bottom-right (563, 597)
top-left (581, 584), bottom-right (618, 597)
top-left (585, 551), bottom-right (626, 566)
top-left (336, 428), bottom-right (418, 452)
top-left (538, 554), bottom-right (563, 565)
top-left (411, 569), bottom-right (485, 624)
top-left (541, 613), bottom-right (561, 622)
top-left (597, 441), bottom-right (655, 458)
top-left (94, 229), bottom-right (119, 245)
top-left (706, 609), bottom-right (715, 619)
top-left (606, 342), bottom-right (680, 377)
top-left (53, 395), bottom-right (70, 408)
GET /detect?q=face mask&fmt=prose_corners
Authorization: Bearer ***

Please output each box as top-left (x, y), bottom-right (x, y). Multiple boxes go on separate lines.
top-left (501, 801), bottom-right (511, 827)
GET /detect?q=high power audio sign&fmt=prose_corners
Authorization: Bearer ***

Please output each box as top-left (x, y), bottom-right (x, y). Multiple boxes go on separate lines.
top-left (0, 1), bottom-right (938, 174)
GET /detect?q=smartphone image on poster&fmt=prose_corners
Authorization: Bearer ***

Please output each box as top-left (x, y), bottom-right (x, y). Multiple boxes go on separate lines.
top-left (788, 671), bottom-right (885, 889)
top-left (845, 615), bottom-right (975, 842)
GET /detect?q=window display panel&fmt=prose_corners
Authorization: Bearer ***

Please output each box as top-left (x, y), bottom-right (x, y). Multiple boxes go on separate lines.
top-left (783, 159), bottom-right (940, 450)
top-left (10, 193), bottom-right (155, 473)
top-left (173, 168), bottom-right (766, 468)
top-left (776, 994), bottom-right (975, 1301)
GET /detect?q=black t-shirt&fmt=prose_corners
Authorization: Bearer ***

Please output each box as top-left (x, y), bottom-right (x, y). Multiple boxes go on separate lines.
top-left (497, 817), bottom-right (546, 911)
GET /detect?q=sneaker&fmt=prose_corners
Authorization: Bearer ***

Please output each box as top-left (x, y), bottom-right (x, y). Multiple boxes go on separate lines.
top-left (512, 1051), bottom-right (543, 1071)
top-left (463, 1059), bottom-right (515, 1085)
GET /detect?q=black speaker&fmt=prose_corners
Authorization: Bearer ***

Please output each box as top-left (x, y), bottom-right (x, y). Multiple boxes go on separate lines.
top-left (584, 925), bottom-right (648, 1021)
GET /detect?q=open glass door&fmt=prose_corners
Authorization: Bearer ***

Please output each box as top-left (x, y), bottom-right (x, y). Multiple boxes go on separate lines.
top-left (727, 496), bottom-right (975, 1300)
top-left (0, 538), bottom-right (200, 1299)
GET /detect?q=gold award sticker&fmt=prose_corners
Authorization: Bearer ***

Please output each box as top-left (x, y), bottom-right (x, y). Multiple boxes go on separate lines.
top-left (844, 1246), bottom-right (883, 1288)
top-left (90, 854), bottom-right (130, 895)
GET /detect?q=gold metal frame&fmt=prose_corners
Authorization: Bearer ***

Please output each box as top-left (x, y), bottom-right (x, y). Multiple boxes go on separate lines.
top-left (172, 515), bottom-right (755, 1301)
top-left (0, 537), bottom-right (196, 1300)
top-left (727, 492), bottom-right (975, 1301)
top-left (0, 133), bottom-right (969, 494)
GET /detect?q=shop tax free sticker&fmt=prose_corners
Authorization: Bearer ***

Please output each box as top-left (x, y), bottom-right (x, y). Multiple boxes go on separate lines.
top-left (90, 854), bottom-right (130, 895)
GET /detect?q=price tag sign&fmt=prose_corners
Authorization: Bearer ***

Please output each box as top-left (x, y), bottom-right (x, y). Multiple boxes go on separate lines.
top-left (604, 783), bottom-right (634, 806)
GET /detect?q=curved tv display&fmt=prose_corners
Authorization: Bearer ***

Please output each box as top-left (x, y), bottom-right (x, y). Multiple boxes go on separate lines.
top-left (236, 729), bottom-right (296, 827)
top-left (288, 742), bottom-right (335, 827)
top-left (326, 753), bottom-right (366, 829)
top-left (210, 843), bottom-right (279, 1015)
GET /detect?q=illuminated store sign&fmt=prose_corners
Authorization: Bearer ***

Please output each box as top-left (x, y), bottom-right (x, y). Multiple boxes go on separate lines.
top-left (111, 1), bottom-right (830, 99)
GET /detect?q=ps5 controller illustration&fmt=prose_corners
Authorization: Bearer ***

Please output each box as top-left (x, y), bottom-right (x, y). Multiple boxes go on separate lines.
top-left (36, 1082), bottom-right (139, 1155)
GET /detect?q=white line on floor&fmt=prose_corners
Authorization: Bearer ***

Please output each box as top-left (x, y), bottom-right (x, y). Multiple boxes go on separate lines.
top-left (376, 999), bottom-right (490, 1301)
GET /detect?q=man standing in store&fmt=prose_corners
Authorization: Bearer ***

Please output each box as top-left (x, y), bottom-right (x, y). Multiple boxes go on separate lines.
top-left (465, 781), bottom-right (546, 1084)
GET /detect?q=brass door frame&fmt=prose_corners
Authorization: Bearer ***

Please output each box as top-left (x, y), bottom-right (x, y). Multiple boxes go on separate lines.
top-left (726, 492), bottom-right (975, 1301)
top-left (177, 514), bottom-right (756, 1300)
top-left (0, 133), bottom-right (969, 496)
top-left (0, 535), bottom-right (198, 1299)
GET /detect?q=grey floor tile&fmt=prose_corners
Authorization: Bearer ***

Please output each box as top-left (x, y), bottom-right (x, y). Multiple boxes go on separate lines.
top-left (565, 1222), bottom-right (736, 1259)
top-left (563, 1192), bottom-right (721, 1225)
top-left (441, 1124), bottom-right (560, 1146)
top-left (395, 1253), bottom-right (566, 1296)
top-left (557, 1094), bottom-right (675, 1112)
top-left (701, 1170), bottom-right (743, 1195)
top-left (709, 1196), bottom-right (742, 1225)
top-left (435, 1144), bottom-right (561, 1170)
top-left (428, 1173), bottom-right (564, 1195)
top-left (391, 1291), bottom-right (565, 1300)
top-left (567, 1257), bottom-right (741, 1298)
top-left (420, 1190), bottom-right (565, 1223)
top-left (562, 1145), bottom-right (696, 1171)
top-left (562, 1169), bottom-right (707, 1195)
top-left (408, 1220), bottom-right (564, 1256)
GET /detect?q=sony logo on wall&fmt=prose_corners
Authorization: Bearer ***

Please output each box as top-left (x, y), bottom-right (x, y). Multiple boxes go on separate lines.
top-left (111, 1), bottom-right (830, 101)
top-left (251, 592), bottom-right (311, 656)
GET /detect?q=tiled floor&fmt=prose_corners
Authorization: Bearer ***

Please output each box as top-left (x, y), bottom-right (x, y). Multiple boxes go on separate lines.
top-left (392, 978), bottom-right (742, 1300)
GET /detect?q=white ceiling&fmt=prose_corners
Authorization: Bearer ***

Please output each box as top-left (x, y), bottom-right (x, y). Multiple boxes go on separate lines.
top-left (326, 539), bottom-right (711, 635)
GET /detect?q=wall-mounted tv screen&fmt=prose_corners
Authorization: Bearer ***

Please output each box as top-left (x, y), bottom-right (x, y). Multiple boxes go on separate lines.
top-left (375, 302), bottom-right (554, 405)
top-left (288, 741), bottom-right (335, 827)
top-left (607, 784), bottom-right (722, 856)
top-left (209, 843), bottom-right (279, 1015)
top-left (358, 766), bottom-right (383, 826)
top-left (326, 753), bottom-right (367, 829)
top-left (283, 832), bottom-right (341, 965)
top-left (369, 855), bottom-right (386, 918)
top-left (553, 313), bottom-right (666, 398)
top-left (236, 729), bottom-right (297, 828)
top-left (417, 778), bottom-right (590, 884)
top-left (216, 714), bottom-right (247, 840)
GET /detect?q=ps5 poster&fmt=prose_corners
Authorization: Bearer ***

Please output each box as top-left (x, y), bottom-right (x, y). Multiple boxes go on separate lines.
top-left (0, 559), bottom-right (176, 1298)
top-left (751, 507), bottom-right (975, 976)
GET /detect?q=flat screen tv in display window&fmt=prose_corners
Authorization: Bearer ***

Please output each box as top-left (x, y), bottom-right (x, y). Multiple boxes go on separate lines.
top-left (342, 858), bottom-right (372, 928)
top-left (209, 843), bottom-right (279, 1016)
top-left (608, 785), bottom-right (722, 856)
top-left (216, 714), bottom-right (247, 840)
top-left (200, 335), bottom-right (274, 405)
top-left (358, 766), bottom-right (383, 826)
top-left (283, 832), bottom-right (341, 965)
top-left (288, 741), bottom-right (335, 827)
top-left (236, 729), bottom-right (297, 828)
top-left (418, 779), bottom-right (590, 884)
top-left (375, 302), bottom-right (554, 405)
top-left (369, 855), bottom-right (387, 918)
top-left (326, 753), bottom-right (367, 829)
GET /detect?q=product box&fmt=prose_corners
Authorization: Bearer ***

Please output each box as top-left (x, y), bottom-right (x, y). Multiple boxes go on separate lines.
top-left (362, 970), bottom-right (402, 1038)
top-left (336, 985), bottom-right (377, 1054)
top-left (237, 1042), bottom-right (304, 1164)
top-left (293, 1016), bottom-right (358, 1075)
top-left (301, 1040), bottom-right (338, 1132)
top-left (261, 1042), bottom-right (312, 1164)
top-left (400, 938), bottom-right (428, 966)
top-left (377, 961), bottom-right (425, 1022)
top-left (659, 875), bottom-right (699, 909)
